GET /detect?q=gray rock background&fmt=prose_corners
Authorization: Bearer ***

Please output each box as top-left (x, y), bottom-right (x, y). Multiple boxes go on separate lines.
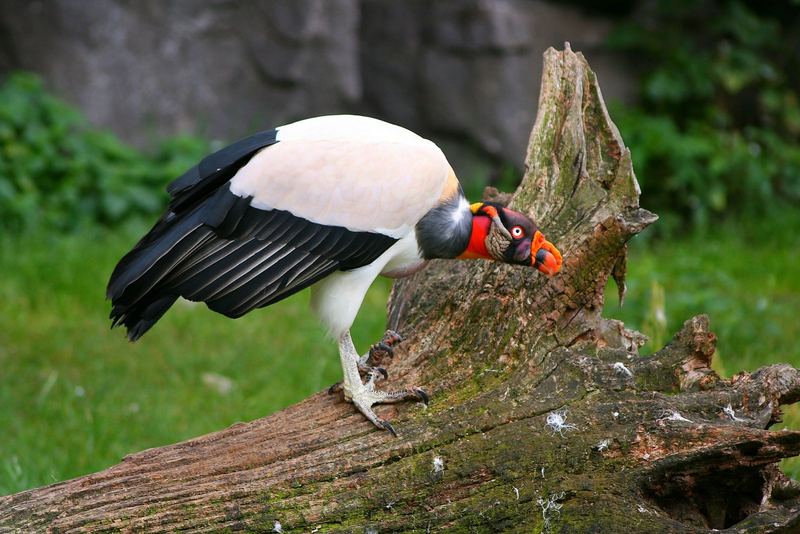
top-left (0, 0), bottom-right (636, 177)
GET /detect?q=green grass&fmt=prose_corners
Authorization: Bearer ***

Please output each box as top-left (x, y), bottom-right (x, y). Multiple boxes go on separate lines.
top-left (1, 214), bottom-right (799, 495)
top-left (0, 224), bottom-right (392, 495)
top-left (605, 214), bottom-right (800, 372)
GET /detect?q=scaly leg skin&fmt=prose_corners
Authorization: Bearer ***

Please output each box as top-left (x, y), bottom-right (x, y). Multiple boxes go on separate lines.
top-left (335, 330), bottom-right (428, 436)
top-left (327, 329), bottom-right (404, 394)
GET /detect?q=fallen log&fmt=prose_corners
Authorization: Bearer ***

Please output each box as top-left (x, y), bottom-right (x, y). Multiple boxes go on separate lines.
top-left (3, 44), bottom-right (799, 533)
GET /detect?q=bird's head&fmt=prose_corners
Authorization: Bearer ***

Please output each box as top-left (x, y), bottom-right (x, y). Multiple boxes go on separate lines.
top-left (458, 202), bottom-right (562, 276)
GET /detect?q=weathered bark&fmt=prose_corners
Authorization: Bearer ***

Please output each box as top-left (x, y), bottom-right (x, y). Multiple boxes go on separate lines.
top-left (3, 44), bottom-right (800, 533)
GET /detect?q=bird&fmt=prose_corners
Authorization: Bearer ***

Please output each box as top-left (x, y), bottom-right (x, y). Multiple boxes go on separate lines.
top-left (107, 114), bottom-right (562, 435)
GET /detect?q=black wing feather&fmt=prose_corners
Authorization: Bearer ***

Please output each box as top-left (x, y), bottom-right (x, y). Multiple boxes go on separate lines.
top-left (167, 129), bottom-right (279, 213)
top-left (109, 129), bottom-right (280, 283)
top-left (108, 185), bottom-right (397, 341)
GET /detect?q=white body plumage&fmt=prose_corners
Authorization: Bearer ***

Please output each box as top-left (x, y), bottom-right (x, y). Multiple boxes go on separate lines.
top-left (228, 115), bottom-right (463, 338)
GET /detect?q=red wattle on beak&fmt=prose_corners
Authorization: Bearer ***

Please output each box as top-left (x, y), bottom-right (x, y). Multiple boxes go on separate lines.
top-left (531, 231), bottom-right (562, 276)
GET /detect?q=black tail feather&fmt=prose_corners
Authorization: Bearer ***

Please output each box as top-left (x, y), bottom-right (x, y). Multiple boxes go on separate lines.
top-left (111, 294), bottom-right (179, 341)
top-left (107, 129), bottom-right (280, 341)
top-left (107, 204), bottom-right (208, 341)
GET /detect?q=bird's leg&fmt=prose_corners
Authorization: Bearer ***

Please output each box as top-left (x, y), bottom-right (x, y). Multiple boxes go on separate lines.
top-left (328, 330), bottom-right (403, 394)
top-left (336, 330), bottom-right (428, 436)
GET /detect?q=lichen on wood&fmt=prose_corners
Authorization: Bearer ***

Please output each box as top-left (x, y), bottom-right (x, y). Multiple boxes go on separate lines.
top-left (3, 44), bottom-right (800, 533)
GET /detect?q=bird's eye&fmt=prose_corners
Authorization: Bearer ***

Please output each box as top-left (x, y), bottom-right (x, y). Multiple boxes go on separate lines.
top-left (511, 226), bottom-right (524, 238)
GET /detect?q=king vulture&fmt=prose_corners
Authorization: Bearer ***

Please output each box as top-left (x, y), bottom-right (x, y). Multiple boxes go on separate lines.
top-left (107, 115), bottom-right (562, 435)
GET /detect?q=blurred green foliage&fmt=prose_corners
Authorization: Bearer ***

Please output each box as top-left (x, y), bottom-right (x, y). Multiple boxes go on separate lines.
top-left (0, 73), bottom-right (210, 232)
top-left (608, 0), bottom-right (800, 234)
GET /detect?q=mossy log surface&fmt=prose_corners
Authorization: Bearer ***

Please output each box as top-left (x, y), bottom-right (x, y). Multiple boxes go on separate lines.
top-left (3, 45), bottom-right (800, 533)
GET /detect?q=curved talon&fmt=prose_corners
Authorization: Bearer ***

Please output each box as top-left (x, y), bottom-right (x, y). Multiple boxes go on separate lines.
top-left (368, 341), bottom-right (394, 363)
top-left (357, 362), bottom-right (389, 381)
top-left (338, 330), bottom-right (423, 436)
top-left (382, 330), bottom-right (404, 346)
top-left (380, 420), bottom-right (397, 437)
top-left (360, 330), bottom-right (404, 371)
top-left (368, 330), bottom-right (404, 364)
top-left (349, 385), bottom-right (429, 436)
top-left (328, 382), bottom-right (343, 395)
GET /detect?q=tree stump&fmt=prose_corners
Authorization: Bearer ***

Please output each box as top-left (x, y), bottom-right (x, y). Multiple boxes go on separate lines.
top-left (3, 45), bottom-right (800, 533)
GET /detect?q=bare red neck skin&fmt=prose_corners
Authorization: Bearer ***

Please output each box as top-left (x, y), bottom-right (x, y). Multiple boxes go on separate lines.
top-left (457, 216), bottom-right (492, 259)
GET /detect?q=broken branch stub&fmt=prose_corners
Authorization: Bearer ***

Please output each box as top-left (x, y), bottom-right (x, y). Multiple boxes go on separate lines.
top-left (2, 45), bottom-right (800, 533)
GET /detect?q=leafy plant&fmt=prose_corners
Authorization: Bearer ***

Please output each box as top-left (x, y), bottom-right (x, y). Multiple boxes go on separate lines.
top-left (0, 73), bottom-right (210, 232)
top-left (607, 0), bottom-right (800, 234)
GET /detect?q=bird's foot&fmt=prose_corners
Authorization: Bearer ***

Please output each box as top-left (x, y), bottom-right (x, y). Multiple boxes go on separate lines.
top-left (347, 377), bottom-right (429, 436)
top-left (333, 330), bottom-right (426, 436)
top-left (358, 329), bottom-right (404, 372)
top-left (328, 363), bottom-right (389, 395)
top-left (329, 330), bottom-right (404, 393)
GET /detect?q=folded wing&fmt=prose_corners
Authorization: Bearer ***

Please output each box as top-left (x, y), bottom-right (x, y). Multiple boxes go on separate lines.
top-left (108, 186), bottom-right (396, 340)
top-left (107, 116), bottom-right (452, 340)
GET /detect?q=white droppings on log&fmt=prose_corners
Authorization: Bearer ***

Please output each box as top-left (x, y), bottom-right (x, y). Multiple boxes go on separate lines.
top-left (432, 456), bottom-right (444, 473)
top-left (545, 409), bottom-right (577, 436)
top-left (613, 362), bottom-right (633, 377)
top-left (537, 491), bottom-right (566, 531)
top-left (595, 438), bottom-right (611, 452)
top-left (660, 410), bottom-right (693, 423)
top-left (723, 403), bottom-right (745, 422)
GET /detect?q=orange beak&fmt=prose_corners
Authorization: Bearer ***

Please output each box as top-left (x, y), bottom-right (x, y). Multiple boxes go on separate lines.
top-left (531, 231), bottom-right (562, 276)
